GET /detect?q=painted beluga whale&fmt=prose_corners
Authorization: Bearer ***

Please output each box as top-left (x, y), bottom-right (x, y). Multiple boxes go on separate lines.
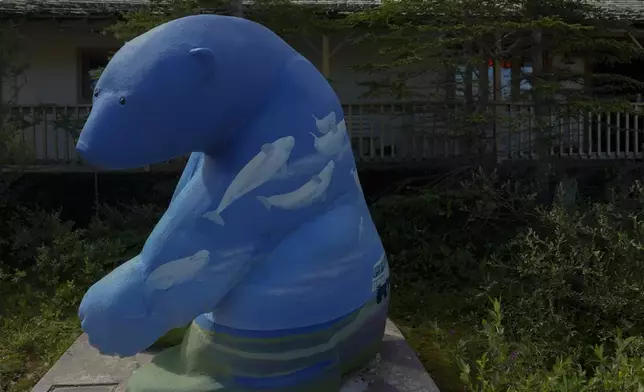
top-left (257, 159), bottom-right (335, 210)
top-left (313, 111), bottom-right (337, 134)
top-left (311, 116), bottom-right (350, 156)
top-left (146, 250), bottom-right (210, 290)
top-left (74, 14), bottom-right (389, 392)
top-left (203, 136), bottom-right (295, 225)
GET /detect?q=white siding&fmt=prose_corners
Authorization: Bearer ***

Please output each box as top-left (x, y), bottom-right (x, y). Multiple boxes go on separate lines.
top-left (4, 19), bottom-right (119, 105)
top-left (4, 20), bottom-right (402, 162)
top-left (4, 21), bottom-right (381, 106)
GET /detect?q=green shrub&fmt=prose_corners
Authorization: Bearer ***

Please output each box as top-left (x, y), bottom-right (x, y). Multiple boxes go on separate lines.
top-left (480, 181), bottom-right (644, 353)
top-left (375, 171), bottom-right (644, 338)
top-left (5, 167), bottom-right (644, 391)
top-left (372, 169), bottom-right (540, 322)
top-left (0, 203), bottom-right (161, 392)
top-left (457, 299), bottom-right (644, 392)
top-left (373, 170), bottom-right (644, 390)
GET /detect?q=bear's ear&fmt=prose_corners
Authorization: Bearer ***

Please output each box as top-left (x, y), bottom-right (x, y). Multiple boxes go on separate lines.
top-left (189, 48), bottom-right (216, 77)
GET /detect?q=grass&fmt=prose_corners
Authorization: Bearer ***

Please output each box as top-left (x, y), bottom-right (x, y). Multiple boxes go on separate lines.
top-left (387, 280), bottom-right (474, 392)
top-left (0, 296), bottom-right (81, 392)
top-left (398, 322), bottom-right (466, 391)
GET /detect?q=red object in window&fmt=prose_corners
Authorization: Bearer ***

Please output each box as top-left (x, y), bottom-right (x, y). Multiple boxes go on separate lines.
top-left (488, 59), bottom-right (512, 68)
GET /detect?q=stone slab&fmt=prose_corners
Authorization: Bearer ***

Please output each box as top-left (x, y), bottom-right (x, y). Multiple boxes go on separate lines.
top-left (32, 319), bottom-right (440, 392)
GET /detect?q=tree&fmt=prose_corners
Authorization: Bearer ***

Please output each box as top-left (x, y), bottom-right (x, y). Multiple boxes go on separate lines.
top-left (0, 22), bottom-right (30, 162)
top-left (345, 0), bottom-right (644, 160)
top-left (104, 0), bottom-right (642, 163)
top-left (0, 21), bottom-right (35, 208)
top-left (106, 0), bottom-right (344, 44)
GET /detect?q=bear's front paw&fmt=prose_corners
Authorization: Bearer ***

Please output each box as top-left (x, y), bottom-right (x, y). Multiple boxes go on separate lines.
top-left (79, 258), bottom-right (162, 357)
top-left (80, 305), bottom-right (156, 357)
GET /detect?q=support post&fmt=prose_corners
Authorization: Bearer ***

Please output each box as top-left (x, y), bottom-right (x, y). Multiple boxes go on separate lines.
top-left (511, 56), bottom-right (522, 101)
top-left (230, 0), bottom-right (243, 18)
top-left (322, 35), bottom-right (330, 77)
top-left (628, 32), bottom-right (643, 49)
top-left (493, 30), bottom-right (503, 101)
top-left (493, 60), bottom-right (502, 100)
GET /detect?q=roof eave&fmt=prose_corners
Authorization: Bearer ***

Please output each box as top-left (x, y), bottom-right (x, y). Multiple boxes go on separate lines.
top-left (0, 1), bottom-right (379, 19)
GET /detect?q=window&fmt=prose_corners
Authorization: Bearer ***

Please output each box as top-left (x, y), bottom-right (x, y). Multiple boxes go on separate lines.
top-left (77, 48), bottom-right (114, 104)
top-left (520, 63), bottom-right (533, 92)
top-left (455, 59), bottom-right (533, 100)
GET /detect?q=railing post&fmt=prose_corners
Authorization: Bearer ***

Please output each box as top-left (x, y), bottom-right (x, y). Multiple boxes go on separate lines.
top-left (635, 101), bottom-right (641, 158)
top-left (321, 35), bottom-right (330, 78)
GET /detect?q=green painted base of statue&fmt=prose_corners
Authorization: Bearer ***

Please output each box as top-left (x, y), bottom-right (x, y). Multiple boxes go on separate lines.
top-left (128, 298), bottom-right (388, 392)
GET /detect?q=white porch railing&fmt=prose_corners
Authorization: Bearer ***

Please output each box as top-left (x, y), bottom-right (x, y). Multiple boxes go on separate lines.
top-left (8, 105), bottom-right (90, 164)
top-left (343, 102), bottom-right (644, 161)
top-left (7, 102), bottom-right (644, 166)
top-left (490, 103), bottom-right (644, 160)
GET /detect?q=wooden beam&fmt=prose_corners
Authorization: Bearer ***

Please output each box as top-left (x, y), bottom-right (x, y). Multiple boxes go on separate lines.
top-left (493, 31), bottom-right (503, 100)
top-left (492, 31), bottom-right (503, 101)
top-left (303, 37), bottom-right (321, 55)
top-left (510, 56), bottom-right (521, 101)
top-left (609, 28), bottom-right (644, 38)
top-left (628, 32), bottom-right (643, 49)
top-left (322, 35), bottom-right (330, 77)
top-left (230, 0), bottom-right (244, 18)
top-left (329, 31), bottom-right (355, 58)
top-left (0, 61), bottom-right (3, 104)
top-left (493, 59), bottom-right (502, 100)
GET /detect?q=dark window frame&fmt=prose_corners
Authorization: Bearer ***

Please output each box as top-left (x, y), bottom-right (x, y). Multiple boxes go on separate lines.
top-left (76, 47), bottom-right (116, 104)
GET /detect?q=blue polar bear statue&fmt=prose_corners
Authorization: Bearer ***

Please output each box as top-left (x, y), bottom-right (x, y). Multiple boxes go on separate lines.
top-left (76, 14), bottom-right (390, 392)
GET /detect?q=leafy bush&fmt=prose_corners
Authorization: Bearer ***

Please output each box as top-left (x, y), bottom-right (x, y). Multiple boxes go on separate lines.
top-left (0, 203), bottom-right (161, 392)
top-left (372, 169), bottom-right (540, 322)
top-left (4, 166), bottom-right (644, 392)
top-left (0, 203), bottom-right (162, 293)
top-left (373, 169), bottom-right (644, 390)
top-left (457, 299), bottom-right (644, 392)
top-left (481, 183), bottom-right (644, 353)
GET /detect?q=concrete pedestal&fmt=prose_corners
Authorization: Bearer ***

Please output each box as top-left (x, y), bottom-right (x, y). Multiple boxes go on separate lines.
top-left (32, 320), bottom-right (440, 392)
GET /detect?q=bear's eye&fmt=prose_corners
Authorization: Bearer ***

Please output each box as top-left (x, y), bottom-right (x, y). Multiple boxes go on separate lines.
top-left (93, 89), bottom-right (99, 98)
top-left (119, 97), bottom-right (126, 105)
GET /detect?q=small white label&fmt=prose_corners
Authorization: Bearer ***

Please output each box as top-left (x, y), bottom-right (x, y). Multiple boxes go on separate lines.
top-left (372, 253), bottom-right (389, 292)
